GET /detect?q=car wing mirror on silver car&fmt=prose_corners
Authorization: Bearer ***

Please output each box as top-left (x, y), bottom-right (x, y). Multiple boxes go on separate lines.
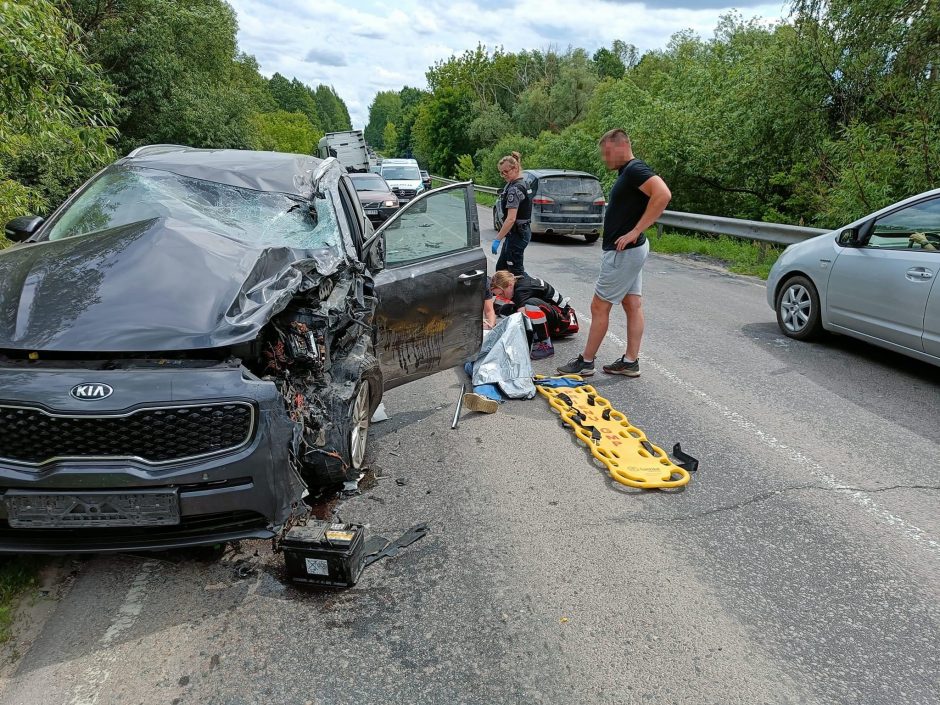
top-left (838, 227), bottom-right (861, 247)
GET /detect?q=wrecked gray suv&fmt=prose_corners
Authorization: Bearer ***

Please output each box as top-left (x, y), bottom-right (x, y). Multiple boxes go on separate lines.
top-left (0, 146), bottom-right (484, 552)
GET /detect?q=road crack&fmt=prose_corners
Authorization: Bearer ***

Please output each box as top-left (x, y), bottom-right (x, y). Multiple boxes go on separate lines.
top-left (623, 484), bottom-right (940, 523)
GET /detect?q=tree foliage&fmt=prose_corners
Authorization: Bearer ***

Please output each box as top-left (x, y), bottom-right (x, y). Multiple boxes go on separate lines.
top-left (0, 0), bottom-right (119, 246)
top-left (0, 0), bottom-right (355, 248)
top-left (367, 4), bottom-right (937, 228)
top-left (252, 110), bottom-right (322, 155)
top-left (364, 91), bottom-right (401, 149)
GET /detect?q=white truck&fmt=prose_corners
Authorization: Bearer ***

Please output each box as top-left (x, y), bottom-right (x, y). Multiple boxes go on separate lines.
top-left (316, 130), bottom-right (369, 173)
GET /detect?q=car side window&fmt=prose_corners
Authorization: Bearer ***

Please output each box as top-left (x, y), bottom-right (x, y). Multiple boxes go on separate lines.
top-left (385, 188), bottom-right (472, 266)
top-left (867, 197), bottom-right (940, 252)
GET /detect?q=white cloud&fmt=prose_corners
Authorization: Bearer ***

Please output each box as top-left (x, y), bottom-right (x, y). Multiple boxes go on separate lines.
top-left (228, 0), bottom-right (787, 128)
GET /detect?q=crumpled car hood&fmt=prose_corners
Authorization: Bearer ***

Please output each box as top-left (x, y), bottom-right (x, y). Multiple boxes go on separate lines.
top-left (0, 218), bottom-right (332, 352)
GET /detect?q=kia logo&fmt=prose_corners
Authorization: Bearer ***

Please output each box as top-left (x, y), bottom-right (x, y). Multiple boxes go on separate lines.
top-left (70, 383), bottom-right (113, 401)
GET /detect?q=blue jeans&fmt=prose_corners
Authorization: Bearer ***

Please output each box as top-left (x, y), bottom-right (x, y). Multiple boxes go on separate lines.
top-left (495, 222), bottom-right (531, 275)
top-left (464, 361), bottom-right (503, 402)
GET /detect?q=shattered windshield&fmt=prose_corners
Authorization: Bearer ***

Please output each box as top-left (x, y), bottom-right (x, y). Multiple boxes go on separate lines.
top-left (45, 166), bottom-right (342, 252)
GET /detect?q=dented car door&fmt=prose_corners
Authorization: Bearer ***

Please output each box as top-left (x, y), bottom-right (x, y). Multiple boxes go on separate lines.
top-left (373, 183), bottom-right (485, 389)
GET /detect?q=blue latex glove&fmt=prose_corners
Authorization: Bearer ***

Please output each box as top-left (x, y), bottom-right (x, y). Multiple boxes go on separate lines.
top-left (491, 239), bottom-right (501, 255)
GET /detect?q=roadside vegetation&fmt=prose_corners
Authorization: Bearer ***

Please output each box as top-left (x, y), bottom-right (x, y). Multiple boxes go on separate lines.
top-left (650, 230), bottom-right (782, 279)
top-left (0, 0), bottom-right (355, 249)
top-left (0, 557), bottom-right (41, 643)
top-left (368, 1), bottom-right (938, 234)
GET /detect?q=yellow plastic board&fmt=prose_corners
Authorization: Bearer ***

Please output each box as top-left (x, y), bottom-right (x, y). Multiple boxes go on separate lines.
top-left (535, 375), bottom-right (691, 489)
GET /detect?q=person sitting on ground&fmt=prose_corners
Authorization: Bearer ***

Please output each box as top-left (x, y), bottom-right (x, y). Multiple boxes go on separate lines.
top-left (489, 270), bottom-right (579, 360)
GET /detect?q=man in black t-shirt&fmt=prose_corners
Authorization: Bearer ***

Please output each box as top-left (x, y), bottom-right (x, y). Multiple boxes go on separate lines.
top-left (558, 129), bottom-right (671, 378)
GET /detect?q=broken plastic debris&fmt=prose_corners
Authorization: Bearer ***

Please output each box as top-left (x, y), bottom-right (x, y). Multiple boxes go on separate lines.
top-left (370, 402), bottom-right (389, 423)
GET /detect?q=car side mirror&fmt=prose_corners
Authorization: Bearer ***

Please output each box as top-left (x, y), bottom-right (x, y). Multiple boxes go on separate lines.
top-left (363, 231), bottom-right (386, 273)
top-left (838, 228), bottom-right (861, 247)
top-left (4, 215), bottom-right (44, 242)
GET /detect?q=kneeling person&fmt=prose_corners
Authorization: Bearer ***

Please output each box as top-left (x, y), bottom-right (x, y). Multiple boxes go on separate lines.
top-left (489, 271), bottom-right (579, 360)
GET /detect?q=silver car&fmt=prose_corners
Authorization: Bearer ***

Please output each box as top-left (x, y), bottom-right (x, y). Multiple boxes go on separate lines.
top-left (767, 189), bottom-right (940, 366)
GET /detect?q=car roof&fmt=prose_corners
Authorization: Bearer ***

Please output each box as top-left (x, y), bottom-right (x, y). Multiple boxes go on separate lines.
top-left (524, 169), bottom-right (599, 179)
top-left (119, 146), bottom-right (326, 199)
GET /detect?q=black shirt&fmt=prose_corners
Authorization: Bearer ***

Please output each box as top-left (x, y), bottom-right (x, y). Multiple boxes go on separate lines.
top-left (501, 178), bottom-right (531, 222)
top-left (602, 159), bottom-right (656, 251)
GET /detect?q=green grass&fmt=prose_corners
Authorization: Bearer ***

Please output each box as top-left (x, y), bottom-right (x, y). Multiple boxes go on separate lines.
top-left (0, 557), bottom-right (42, 643)
top-left (649, 229), bottom-right (782, 279)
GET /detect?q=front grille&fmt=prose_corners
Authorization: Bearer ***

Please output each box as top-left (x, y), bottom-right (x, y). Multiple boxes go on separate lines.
top-left (0, 402), bottom-right (255, 466)
top-left (392, 187), bottom-right (416, 199)
top-left (362, 201), bottom-right (382, 208)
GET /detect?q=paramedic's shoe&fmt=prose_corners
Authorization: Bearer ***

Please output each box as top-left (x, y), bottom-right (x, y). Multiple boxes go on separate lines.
top-left (530, 341), bottom-right (555, 360)
top-left (603, 356), bottom-right (640, 377)
top-left (556, 355), bottom-right (595, 376)
top-left (463, 392), bottom-right (499, 414)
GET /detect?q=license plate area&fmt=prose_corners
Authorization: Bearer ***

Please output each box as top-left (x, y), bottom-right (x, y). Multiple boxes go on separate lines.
top-left (365, 209), bottom-right (379, 215)
top-left (562, 205), bottom-right (589, 212)
top-left (4, 489), bottom-right (180, 528)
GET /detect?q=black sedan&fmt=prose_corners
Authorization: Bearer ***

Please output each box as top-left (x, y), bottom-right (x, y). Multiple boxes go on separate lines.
top-left (348, 172), bottom-right (400, 226)
top-left (0, 147), bottom-right (485, 552)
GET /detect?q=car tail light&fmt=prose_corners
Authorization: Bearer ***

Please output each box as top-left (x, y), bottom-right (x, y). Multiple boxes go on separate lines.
top-left (532, 197), bottom-right (554, 205)
top-left (593, 198), bottom-right (606, 206)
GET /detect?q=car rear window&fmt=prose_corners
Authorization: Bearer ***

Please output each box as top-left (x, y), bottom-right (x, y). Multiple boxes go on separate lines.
top-left (44, 166), bottom-right (341, 252)
top-left (538, 176), bottom-right (602, 197)
top-left (351, 175), bottom-right (389, 191)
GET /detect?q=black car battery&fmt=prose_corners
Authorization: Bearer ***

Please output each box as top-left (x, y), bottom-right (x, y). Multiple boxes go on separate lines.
top-left (281, 521), bottom-right (366, 588)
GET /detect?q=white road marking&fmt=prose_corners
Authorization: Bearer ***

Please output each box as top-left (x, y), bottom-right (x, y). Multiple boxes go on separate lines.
top-left (68, 560), bottom-right (159, 705)
top-left (579, 313), bottom-right (940, 558)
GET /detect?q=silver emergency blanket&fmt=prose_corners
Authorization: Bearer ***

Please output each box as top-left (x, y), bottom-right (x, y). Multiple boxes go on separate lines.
top-left (470, 313), bottom-right (536, 399)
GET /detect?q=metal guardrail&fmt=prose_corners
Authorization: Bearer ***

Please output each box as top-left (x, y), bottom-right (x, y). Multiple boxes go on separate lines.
top-left (431, 175), bottom-right (829, 246)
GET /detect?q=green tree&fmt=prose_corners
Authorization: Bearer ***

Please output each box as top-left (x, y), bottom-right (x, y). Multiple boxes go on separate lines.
top-left (382, 122), bottom-right (399, 157)
top-left (313, 84), bottom-right (352, 132)
top-left (252, 110), bottom-right (322, 155)
top-left (364, 91), bottom-right (401, 148)
top-left (69, 0), bottom-right (266, 151)
top-left (1, 0), bottom-right (118, 246)
top-left (267, 74), bottom-right (321, 131)
top-left (411, 86), bottom-right (475, 175)
top-left (592, 47), bottom-right (625, 80)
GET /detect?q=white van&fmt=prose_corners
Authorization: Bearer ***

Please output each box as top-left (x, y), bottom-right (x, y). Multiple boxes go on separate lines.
top-left (317, 131), bottom-right (369, 172)
top-left (379, 159), bottom-right (424, 204)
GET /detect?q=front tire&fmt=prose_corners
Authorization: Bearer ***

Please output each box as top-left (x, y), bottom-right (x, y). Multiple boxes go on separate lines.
top-left (348, 380), bottom-right (371, 471)
top-left (776, 275), bottom-right (822, 341)
top-left (584, 233), bottom-right (600, 243)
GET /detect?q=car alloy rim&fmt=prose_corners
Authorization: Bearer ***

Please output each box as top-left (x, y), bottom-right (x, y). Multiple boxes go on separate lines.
top-left (350, 383), bottom-right (370, 469)
top-left (781, 284), bottom-right (812, 332)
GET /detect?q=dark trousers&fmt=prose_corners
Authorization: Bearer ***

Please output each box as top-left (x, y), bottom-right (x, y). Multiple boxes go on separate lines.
top-left (495, 222), bottom-right (531, 275)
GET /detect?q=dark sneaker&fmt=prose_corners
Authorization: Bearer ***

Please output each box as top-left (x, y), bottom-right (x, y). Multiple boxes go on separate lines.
top-left (463, 392), bottom-right (499, 414)
top-left (556, 355), bottom-right (595, 376)
top-left (603, 356), bottom-right (640, 377)
top-left (530, 341), bottom-right (555, 360)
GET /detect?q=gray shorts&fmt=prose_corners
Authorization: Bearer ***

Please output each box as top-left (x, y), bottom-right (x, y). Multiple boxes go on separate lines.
top-left (594, 241), bottom-right (649, 303)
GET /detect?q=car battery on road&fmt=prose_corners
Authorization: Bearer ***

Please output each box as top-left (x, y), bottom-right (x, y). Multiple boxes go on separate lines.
top-left (282, 521), bottom-right (366, 588)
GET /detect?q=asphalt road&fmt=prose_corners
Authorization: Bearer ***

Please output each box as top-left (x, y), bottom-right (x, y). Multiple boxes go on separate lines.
top-left (1, 207), bottom-right (938, 705)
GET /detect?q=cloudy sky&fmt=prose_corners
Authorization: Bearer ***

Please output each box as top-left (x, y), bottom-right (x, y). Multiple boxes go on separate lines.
top-left (227, 0), bottom-right (790, 129)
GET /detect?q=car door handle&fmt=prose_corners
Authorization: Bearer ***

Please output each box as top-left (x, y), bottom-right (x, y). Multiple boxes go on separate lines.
top-left (906, 267), bottom-right (934, 281)
top-left (457, 269), bottom-right (485, 281)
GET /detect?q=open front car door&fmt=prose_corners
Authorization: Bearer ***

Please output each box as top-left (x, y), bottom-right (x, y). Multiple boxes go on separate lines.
top-left (372, 183), bottom-right (485, 389)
